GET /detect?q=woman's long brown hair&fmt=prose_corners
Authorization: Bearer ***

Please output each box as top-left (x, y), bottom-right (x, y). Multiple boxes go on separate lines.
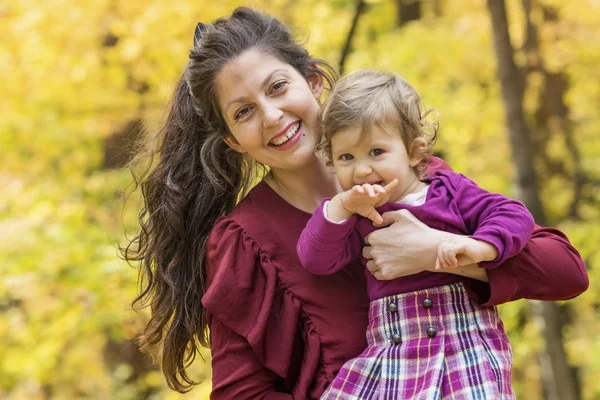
top-left (121, 7), bottom-right (337, 392)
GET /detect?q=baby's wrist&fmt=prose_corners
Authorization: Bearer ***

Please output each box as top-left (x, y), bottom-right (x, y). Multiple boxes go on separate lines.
top-left (473, 239), bottom-right (498, 262)
top-left (327, 195), bottom-right (355, 222)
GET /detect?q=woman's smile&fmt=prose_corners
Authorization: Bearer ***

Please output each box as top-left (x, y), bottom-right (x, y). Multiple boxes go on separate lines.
top-left (269, 121), bottom-right (302, 149)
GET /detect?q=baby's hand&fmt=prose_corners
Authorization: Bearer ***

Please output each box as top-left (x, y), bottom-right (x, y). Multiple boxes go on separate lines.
top-left (435, 237), bottom-right (498, 269)
top-left (338, 180), bottom-right (398, 225)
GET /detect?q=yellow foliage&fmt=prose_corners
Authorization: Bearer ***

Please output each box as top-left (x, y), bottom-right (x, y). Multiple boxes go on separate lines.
top-left (1, 0), bottom-right (598, 398)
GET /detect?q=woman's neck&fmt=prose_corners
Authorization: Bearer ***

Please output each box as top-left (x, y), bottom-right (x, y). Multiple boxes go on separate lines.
top-left (265, 159), bottom-right (341, 214)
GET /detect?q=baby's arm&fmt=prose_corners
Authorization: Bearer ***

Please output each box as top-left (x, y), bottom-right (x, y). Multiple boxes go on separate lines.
top-left (297, 200), bottom-right (363, 275)
top-left (436, 172), bottom-right (535, 270)
top-left (298, 180), bottom-right (399, 275)
top-left (328, 180), bottom-right (399, 225)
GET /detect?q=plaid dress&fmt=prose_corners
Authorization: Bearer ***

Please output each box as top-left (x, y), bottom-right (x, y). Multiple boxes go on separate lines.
top-left (321, 283), bottom-right (514, 400)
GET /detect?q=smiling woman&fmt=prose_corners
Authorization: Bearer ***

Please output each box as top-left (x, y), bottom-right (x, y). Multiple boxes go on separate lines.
top-left (216, 50), bottom-right (324, 172)
top-left (121, 7), bottom-right (588, 399)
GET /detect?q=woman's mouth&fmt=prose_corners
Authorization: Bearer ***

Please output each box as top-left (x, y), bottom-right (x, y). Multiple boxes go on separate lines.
top-left (270, 122), bottom-right (301, 147)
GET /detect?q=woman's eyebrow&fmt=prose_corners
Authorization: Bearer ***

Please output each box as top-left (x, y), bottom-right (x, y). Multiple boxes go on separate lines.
top-left (225, 69), bottom-right (288, 111)
top-left (260, 69), bottom-right (287, 88)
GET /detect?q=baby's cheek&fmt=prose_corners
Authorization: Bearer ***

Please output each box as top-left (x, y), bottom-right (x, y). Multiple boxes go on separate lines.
top-left (337, 174), bottom-right (355, 191)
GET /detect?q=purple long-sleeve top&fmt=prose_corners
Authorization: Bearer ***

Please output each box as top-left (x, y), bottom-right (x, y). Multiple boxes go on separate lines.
top-left (297, 170), bottom-right (535, 301)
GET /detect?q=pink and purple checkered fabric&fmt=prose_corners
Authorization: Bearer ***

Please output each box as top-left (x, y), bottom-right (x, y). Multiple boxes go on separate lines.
top-left (322, 283), bottom-right (514, 400)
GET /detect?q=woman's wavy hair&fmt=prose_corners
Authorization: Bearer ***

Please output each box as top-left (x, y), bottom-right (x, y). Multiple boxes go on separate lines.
top-left (120, 7), bottom-right (337, 392)
top-left (317, 69), bottom-right (438, 173)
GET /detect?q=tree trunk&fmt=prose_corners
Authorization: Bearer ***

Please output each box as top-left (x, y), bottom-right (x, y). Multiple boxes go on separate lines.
top-left (432, 0), bottom-right (443, 17)
top-left (339, 0), bottom-right (367, 75)
top-left (486, 1), bottom-right (580, 399)
top-left (103, 118), bottom-right (143, 169)
top-left (396, 0), bottom-right (421, 27)
top-left (486, 0), bottom-right (543, 219)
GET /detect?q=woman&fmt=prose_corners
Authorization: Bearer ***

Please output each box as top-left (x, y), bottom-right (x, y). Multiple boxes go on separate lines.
top-left (122, 7), bottom-right (588, 399)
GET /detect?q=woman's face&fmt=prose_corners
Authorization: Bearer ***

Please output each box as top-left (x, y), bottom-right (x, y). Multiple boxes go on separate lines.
top-left (215, 48), bottom-right (324, 172)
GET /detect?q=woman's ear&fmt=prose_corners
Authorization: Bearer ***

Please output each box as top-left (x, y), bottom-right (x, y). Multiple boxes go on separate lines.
top-left (408, 138), bottom-right (427, 167)
top-left (307, 71), bottom-right (325, 100)
top-left (224, 136), bottom-right (246, 153)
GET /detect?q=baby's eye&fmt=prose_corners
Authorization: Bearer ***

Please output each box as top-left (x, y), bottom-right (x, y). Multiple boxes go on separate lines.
top-left (339, 154), bottom-right (354, 161)
top-left (370, 148), bottom-right (384, 156)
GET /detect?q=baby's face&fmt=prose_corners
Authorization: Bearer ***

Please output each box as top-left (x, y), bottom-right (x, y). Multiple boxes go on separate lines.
top-left (330, 123), bottom-right (421, 203)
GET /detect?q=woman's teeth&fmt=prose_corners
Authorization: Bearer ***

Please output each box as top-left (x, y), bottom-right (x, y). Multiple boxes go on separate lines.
top-left (271, 122), bottom-right (300, 146)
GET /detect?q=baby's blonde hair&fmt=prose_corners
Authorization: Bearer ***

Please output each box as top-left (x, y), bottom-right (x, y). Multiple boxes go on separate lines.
top-left (317, 69), bottom-right (438, 168)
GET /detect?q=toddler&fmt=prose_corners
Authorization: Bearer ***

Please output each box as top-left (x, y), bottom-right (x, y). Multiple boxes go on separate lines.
top-left (297, 69), bottom-right (533, 399)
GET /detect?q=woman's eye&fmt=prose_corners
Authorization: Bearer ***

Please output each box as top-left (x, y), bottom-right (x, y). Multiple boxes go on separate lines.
top-left (271, 80), bottom-right (289, 93)
top-left (370, 148), bottom-right (384, 156)
top-left (339, 154), bottom-right (354, 161)
top-left (234, 106), bottom-right (251, 120)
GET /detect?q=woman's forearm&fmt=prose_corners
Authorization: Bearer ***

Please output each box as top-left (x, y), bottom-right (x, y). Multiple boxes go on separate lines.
top-left (480, 225), bottom-right (588, 306)
top-left (364, 209), bottom-right (491, 281)
top-left (434, 263), bottom-right (488, 282)
top-left (363, 211), bottom-right (588, 306)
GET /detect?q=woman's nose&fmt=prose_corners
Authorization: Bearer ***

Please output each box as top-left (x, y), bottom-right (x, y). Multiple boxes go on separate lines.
top-left (262, 103), bottom-right (284, 128)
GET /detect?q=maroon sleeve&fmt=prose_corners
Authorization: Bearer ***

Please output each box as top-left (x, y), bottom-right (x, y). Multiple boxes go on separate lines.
top-left (202, 217), bottom-right (309, 399)
top-left (464, 225), bottom-right (589, 306)
top-left (426, 156), bottom-right (453, 173)
top-left (209, 316), bottom-right (293, 400)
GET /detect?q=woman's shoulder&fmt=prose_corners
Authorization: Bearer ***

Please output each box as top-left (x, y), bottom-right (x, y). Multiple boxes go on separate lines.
top-left (207, 182), bottom-right (274, 246)
top-left (205, 213), bottom-right (262, 284)
top-left (222, 180), bottom-right (289, 231)
top-left (212, 180), bottom-right (309, 249)
top-left (205, 180), bottom-right (297, 286)
top-left (204, 207), bottom-right (278, 320)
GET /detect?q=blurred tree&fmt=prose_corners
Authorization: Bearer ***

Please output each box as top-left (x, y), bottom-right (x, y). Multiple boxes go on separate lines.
top-left (339, 0), bottom-right (367, 74)
top-left (1, 0), bottom-right (598, 399)
top-left (396, 0), bottom-right (421, 26)
top-left (486, 0), bottom-right (580, 398)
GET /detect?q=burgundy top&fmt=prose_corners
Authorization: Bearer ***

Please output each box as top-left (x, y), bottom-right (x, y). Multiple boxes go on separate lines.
top-left (202, 158), bottom-right (588, 400)
top-left (298, 171), bottom-right (535, 300)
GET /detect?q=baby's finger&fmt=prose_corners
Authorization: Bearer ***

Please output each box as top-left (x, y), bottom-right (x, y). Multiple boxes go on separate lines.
top-left (444, 248), bottom-right (456, 267)
top-left (436, 251), bottom-right (448, 269)
top-left (439, 257), bottom-right (449, 269)
top-left (353, 185), bottom-right (365, 195)
top-left (373, 185), bottom-right (386, 195)
top-left (367, 209), bottom-right (383, 225)
top-left (383, 179), bottom-right (399, 191)
top-left (435, 247), bottom-right (445, 270)
top-left (442, 245), bottom-right (456, 268)
top-left (447, 251), bottom-right (458, 268)
top-left (363, 184), bottom-right (377, 198)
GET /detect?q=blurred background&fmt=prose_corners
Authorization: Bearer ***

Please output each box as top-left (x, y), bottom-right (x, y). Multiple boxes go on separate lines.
top-left (1, 0), bottom-right (598, 399)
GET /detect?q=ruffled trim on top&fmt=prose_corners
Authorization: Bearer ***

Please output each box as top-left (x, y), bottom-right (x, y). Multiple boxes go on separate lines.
top-left (203, 216), bottom-right (324, 398)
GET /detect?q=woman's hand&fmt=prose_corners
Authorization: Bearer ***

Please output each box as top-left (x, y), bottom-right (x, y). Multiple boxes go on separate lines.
top-left (363, 209), bottom-right (488, 282)
top-left (363, 209), bottom-right (441, 279)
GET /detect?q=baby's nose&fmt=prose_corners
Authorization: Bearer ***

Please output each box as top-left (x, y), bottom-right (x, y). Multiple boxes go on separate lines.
top-left (354, 162), bottom-right (373, 177)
